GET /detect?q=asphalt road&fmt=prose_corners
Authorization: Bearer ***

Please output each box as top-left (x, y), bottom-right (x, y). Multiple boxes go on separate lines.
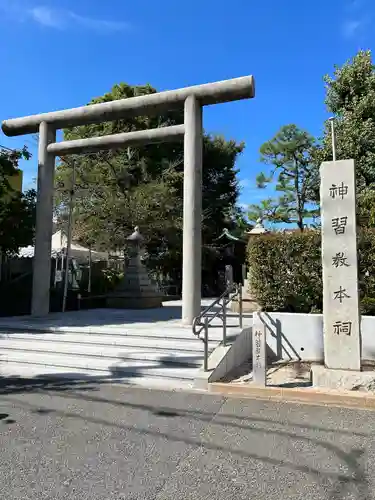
top-left (0, 379), bottom-right (374, 500)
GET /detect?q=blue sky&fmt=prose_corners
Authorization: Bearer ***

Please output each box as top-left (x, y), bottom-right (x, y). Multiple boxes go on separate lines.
top-left (0, 0), bottom-right (374, 211)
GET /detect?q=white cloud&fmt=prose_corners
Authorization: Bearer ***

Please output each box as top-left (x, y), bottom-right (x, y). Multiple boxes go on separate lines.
top-left (341, 19), bottom-right (362, 38)
top-left (69, 12), bottom-right (129, 32)
top-left (345, 0), bottom-right (366, 13)
top-left (30, 6), bottom-right (64, 28)
top-left (0, 2), bottom-right (130, 33)
top-left (341, 0), bottom-right (372, 40)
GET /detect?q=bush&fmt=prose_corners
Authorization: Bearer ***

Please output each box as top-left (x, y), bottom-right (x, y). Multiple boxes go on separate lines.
top-left (247, 229), bottom-right (375, 314)
top-left (79, 265), bottom-right (123, 295)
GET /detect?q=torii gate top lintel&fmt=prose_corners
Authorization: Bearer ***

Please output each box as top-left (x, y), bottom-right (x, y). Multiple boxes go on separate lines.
top-left (1, 75), bottom-right (255, 137)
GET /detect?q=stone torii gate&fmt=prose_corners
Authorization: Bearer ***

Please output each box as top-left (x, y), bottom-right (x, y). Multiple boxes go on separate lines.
top-left (1, 75), bottom-right (255, 324)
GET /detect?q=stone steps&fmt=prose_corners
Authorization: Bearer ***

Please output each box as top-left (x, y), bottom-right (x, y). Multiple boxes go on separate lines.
top-left (0, 339), bottom-right (206, 366)
top-left (0, 331), bottom-right (217, 351)
top-left (0, 364), bottom-right (196, 391)
top-left (0, 330), bottom-right (207, 387)
top-left (0, 351), bottom-right (199, 378)
top-left (0, 325), bottom-right (228, 389)
top-left (0, 325), bottom-right (225, 342)
top-left (0, 303), bottom-right (248, 390)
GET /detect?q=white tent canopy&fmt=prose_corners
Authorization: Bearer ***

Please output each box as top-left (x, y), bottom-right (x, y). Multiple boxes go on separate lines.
top-left (18, 230), bottom-right (108, 262)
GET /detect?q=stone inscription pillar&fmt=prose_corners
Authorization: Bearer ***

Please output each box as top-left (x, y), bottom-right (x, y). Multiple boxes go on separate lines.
top-left (320, 159), bottom-right (361, 370)
top-left (252, 312), bottom-right (267, 386)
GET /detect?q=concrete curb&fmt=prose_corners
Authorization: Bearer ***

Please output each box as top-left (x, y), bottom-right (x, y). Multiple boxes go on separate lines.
top-left (209, 382), bottom-right (375, 411)
top-left (194, 326), bottom-right (252, 389)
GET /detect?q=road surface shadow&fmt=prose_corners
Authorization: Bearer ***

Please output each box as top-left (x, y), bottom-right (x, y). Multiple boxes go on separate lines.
top-left (2, 384), bottom-right (371, 500)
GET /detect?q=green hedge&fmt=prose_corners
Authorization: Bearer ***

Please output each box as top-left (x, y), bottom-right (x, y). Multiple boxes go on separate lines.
top-left (247, 229), bottom-right (375, 315)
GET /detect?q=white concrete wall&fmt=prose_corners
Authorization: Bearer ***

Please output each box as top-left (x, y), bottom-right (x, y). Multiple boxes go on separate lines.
top-left (208, 327), bottom-right (253, 383)
top-left (262, 312), bottom-right (375, 361)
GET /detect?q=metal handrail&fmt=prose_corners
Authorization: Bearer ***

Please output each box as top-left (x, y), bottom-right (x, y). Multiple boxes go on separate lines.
top-left (192, 282), bottom-right (243, 371)
top-left (192, 285), bottom-right (234, 336)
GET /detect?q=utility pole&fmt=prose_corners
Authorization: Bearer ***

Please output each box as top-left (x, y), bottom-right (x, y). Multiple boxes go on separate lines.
top-left (62, 159), bottom-right (76, 313)
top-left (329, 117), bottom-right (336, 162)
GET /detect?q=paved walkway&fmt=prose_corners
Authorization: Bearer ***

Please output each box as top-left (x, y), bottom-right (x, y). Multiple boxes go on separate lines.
top-left (0, 299), bottom-right (251, 330)
top-left (1, 379), bottom-right (374, 499)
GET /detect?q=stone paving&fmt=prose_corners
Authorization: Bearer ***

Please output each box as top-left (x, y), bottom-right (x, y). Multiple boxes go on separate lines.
top-left (1, 379), bottom-right (375, 499)
top-left (0, 300), bottom-right (252, 388)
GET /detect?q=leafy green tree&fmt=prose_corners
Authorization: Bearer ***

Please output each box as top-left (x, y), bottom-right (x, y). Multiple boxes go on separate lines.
top-left (0, 147), bottom-right (36, 254)
top-left (222, 205), bottom-right (252, 239)
top-left (0, 188), bottom-right (36, 253)
top-left (247, 198), bottom-right (286, 228)
top-left (0, 146), bottom-right (30, 197)
top-left (320, 50), bottom-right (375, 191)
top-left (248, 124), bottom-right (319, 231)
top-left (55, 83), bottom-right (244, 276)
top-left (356, 187), bottom-right (375, 229)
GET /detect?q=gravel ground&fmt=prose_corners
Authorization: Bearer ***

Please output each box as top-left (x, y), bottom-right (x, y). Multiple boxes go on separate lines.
top-left (225, 360), bottom-right (375, 391)
top-left (222, 360), bottom-right (313, 387)
top-left (1, 377), bottom-right (375, 499)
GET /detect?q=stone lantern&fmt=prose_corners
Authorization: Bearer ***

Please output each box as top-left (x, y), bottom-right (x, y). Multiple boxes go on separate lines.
top-left (106, 227), bottom-right (163, 309)
top-left (247, 218), bottom-right (267, 236)
top-left (127, 226), bottom-right (144, 258)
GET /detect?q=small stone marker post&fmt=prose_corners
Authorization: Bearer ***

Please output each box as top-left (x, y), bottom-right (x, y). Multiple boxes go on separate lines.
top-left (252, 312), bottom-right (267, 386)
top-left (320, 159), bottom-right (361, 371)
top-left (225, 264), bottom-right (234, 288)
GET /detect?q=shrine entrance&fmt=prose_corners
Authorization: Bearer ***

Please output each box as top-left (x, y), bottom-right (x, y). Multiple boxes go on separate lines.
top-left (1, 75), bottom-right (255, 324)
